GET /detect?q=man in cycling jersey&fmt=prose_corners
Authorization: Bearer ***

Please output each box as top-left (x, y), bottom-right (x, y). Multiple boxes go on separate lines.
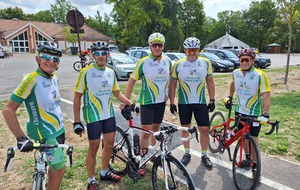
top-left (124, 32), bottom-right (172, 176)
top-left (169, 37), bottom-right (215, 169)
top-left (2, 41), bottom-right (66, 189)
top-left (224, 48), bottom-right (271, 178)
top-left (73, 41), bottom-right (134, 190)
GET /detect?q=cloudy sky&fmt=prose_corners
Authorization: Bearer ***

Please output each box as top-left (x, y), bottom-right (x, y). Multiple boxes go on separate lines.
top-left (0, 0), bottom-right (260, 19)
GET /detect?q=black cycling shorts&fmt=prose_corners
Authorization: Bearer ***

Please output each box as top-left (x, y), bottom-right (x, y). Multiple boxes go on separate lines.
top-left (86, 117), bottom-right (116, 140)
top-left (140, 102), bottom-right (166, 125)
top-left (235, 112), bottom-right (261, 137)
top-left (178, 104), bottom-right (209, 126)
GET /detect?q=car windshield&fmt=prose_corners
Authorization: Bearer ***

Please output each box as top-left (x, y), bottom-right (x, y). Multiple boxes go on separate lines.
top-left (203, 53), bottom-right (221, 60)
top-left (176, 54), bottom-right (185, 59)
top-left (112, 54), bottom-right (135, 64)
top-left (223, 50), bottom-right (238, 58)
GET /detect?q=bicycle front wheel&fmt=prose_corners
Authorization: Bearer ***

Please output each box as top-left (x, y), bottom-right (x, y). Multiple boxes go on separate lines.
top-left (209, 111), bottom-right (226, 153)
top-left (232, 135), bottom-right (261, 190)
top-left (107, 125), bottom-right (131, 176)
top-left (73, 61), bottom-right (83, 72)
top-left (33, 173), bottom-right (43, 190)
top-left (152, 154), bottom-right (195, 190)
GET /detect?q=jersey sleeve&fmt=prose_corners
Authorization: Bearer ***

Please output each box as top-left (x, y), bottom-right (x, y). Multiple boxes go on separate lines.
top-left (11, 72), bottom-right (38, 104)
top-left (74, 69), bottom-right (87, 93)
top-left (171, 61), bottom-right (179, 79)
top-left (258, 70), bottom-right (271, 93)
top-left (112, 74), bottom-right (120, 92)
top-left (201, 57), bottom-right (213, 76)
top-left (130, 59), bottom-right (144, 80)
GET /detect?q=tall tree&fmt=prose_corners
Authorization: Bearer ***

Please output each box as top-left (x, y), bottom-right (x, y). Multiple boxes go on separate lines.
top-left (0, 6), bottom-right (24, 19)
top-left (276, 0), bottom-right (300, 84)
top-left (50, 0), bottom-right (76, 24)
top-left (34, 10), bottom-right (55, 22)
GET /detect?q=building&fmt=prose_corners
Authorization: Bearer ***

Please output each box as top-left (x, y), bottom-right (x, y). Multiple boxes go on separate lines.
top-left (266, 43), bottom-right (281, 53)
top-left (0, 18), bottom-right (113, 54)
top-left (205, 32), bottom-right (250, 50)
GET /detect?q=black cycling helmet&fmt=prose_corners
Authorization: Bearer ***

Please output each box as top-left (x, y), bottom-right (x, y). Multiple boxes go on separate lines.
top-left (238, 48), bottom-right (256, 58)
top-left (37, 41), bottom-right (62, 57)
top-left (90, 41), bottom-right (109, 52)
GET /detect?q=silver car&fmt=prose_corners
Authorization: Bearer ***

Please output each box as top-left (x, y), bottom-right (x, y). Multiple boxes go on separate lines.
top-left (0, 44), bottom-right (4, 58)
top-left (107, 52), bottom-right (136, 80)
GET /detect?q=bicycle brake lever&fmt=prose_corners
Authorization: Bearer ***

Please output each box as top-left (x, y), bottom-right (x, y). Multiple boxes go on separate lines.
top-left (4, 147), bottom-right (15, 172)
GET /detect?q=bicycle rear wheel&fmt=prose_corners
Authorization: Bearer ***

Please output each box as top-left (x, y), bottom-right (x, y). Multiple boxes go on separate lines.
top-left (232, 135), bottom-right (261, 190)
top-left (107, 125), bottom-right (131, 176)
top-left (209, 111), bottom-right (226, 153)
top-left (152, 154), bottom-right (195, 190)
top-left (73, 61), bottom-right (83, 72)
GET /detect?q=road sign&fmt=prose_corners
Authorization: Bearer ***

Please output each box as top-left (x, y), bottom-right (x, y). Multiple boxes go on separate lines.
top-left (66, 10), bottom-right (85, 29)
top-left (70, 29), bottom-right (84, 34)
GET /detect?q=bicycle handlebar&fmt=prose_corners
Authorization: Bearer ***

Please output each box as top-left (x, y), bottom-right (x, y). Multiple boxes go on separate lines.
top-left (154, 125), bottom-right (199, 142)
top-left (4, 143), bottom-right (73, 172)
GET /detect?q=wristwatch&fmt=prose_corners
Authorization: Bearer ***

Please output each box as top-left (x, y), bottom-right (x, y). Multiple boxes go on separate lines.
top-left (262, 111), bottom-right (269, 118)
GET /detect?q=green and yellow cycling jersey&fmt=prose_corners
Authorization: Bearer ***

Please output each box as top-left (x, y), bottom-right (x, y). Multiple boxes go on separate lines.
top-left (74, 63), bottom-right (119, 123)
top-left (11, 68), bottom-right (64, 141)
top-left (232, 67), bottom-right (271, 116)
top-left (171, 57), bottom-right (213, 104)
top-left (130, 54), bottom-right (172, 105)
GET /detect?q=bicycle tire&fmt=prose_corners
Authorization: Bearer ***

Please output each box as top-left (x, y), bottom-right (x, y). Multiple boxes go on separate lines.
top-left (232, 135), bottom-right (261, 190)
top-left (73, 61), bottom-right (83, 72)
top-left (107, 125), bottom-right (132, 176)
top-left (152, 154), bottom-right (195, 190)
top-left (34, 173), bottom-right (43, 190)
top-left (209, 111), bottom-right (226, 153)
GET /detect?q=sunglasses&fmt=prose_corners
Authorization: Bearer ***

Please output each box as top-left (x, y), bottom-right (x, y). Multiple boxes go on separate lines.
top-left (39, 54), bottom-right (60, 63)
top-left (240, 58), bottom-right (251, 63)
top-left (93, 51), bottom-right (108, 56)
top-left (151, 43), bottom-right (163, 48)
top-left (186, 48), bottom-right (199, 53)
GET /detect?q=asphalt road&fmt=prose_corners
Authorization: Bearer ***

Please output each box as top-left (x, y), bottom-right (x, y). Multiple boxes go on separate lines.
top-left (1, 53), bottom-right (300, 189)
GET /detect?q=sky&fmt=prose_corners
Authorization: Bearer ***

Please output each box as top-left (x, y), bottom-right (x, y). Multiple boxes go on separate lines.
top-left (0, 0), bottom-right (259, 20)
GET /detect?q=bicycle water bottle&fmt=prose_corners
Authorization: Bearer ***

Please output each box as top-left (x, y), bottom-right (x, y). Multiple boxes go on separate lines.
top-left (226, 129), bottom-right (235, 140)
top-left (133, 134), bottom-right (140, 155)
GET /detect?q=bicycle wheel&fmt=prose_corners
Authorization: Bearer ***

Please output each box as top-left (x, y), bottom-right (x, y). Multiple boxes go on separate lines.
top-left (209, 111), bottom-right (226, 153)
top-left (232, 135), bottom-right (261, 190)
top-left (33, 173), bottom-right (43, 190)
top-left (73, 61), bottom-right (83, 72)
top-left (152, 154), bottom-right (195, 190)
top-left (107, 125), bottom-right (132, 176)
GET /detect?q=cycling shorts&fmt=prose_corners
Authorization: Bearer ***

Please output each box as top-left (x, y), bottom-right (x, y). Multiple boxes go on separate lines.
top-left (140, 102), bottom-right (166, 125)
top-left (86, 117), bottom-right (116, 140)
top-left (45, 133), bottom-right (65, 170)
top-left (178, 104), bottom-right (209, 126)
top-left (235, 112), bottom-right (261, 137)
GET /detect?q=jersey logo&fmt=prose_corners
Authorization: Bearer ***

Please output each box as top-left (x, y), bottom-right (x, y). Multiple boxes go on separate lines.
top-left (92, 72), bottom-right (103, 78)
top-left (189, 69), bottom-right (197, 75)
top-left (42, 81), bottom-right (51, 88)
top-left (101, 80), bottom-right (109, 87)
top-left (158, 68), bottom-right (167, 75)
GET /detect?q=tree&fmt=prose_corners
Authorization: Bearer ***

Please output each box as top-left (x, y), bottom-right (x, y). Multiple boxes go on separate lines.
top-left (276, 0), bottom-right (300, 84)
top-left (63, 26), bottom-right (82, 47)
top-left (50, 0), bottom-right (76, 24)
top-left (34, 10), bottom-right (55, 22)
top-left (0, 6), bottom-right (24, 19)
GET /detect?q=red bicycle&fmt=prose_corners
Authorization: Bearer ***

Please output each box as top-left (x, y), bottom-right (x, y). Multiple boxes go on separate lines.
top-left (209, 103), bottom-right (279, 190)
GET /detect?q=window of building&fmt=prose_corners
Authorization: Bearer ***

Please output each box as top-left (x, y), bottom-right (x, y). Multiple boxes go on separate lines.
top-left (8, 31), bottom-right (29, 53)
top-left (35, 32), bottom-right (48, 46)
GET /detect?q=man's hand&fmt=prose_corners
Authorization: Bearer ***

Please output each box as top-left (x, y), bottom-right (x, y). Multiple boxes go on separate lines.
top-left (121, 105), bottom-right (133, 120)
top-left (17, 136), bottom-right (33, 152)
top-left (73, 122), bottom-right (85, 136)
top-left (223, 96), bottom-right (233, 109)
top-left (258, 111), bottom-right (269, 124)
top-left (170, 104), bottom-right (177, 115)
top-left (207, 99), bottom-right (215, 112)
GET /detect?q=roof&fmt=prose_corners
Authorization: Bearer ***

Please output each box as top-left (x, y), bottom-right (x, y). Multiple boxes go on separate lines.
top-left (205, 33), bottom-right (250, 49)
top-left (0, 18), bottom-right (113, 42)
top-left (267, 43), bottom-right (281, 47)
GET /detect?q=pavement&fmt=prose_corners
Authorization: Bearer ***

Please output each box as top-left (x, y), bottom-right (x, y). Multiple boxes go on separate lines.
top-left (1, 53), bottom-right (300, 189)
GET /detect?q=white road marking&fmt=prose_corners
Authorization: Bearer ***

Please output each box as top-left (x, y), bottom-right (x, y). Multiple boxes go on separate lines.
top-left (0, 62), bottom-right (5, 68)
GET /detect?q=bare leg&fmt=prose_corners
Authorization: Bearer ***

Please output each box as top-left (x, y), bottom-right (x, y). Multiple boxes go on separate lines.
top-left (198, 126), bottom-right (209, 151)
top-left (101, 132), bottom-right (116, 170)
top-left (47, 167), bottom-right (65, 190)
top-left (86, 139), bottom-right (100, 178)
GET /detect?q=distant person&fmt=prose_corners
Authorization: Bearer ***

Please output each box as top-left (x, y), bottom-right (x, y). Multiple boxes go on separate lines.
top-left (2, 41), bottom-right (66, 189)
top-left (169, 37), bottom-right (215, 169)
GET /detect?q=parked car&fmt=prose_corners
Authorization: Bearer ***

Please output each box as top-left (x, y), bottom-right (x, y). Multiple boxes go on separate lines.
top-left (129, 49), bottom-right (168, 63)
top-left (125, 46), bottom-right (143, 55)
top-left (227, 49), bottom-right (271, 69)
top-left (108, 44), bottom-right (120, 52)
top-left (204, 48), bottom-right (240, 68)
top-left (199, 52), bottom-right (235, 72)
top-left (106, 52), bottom-right (136, 80)
top-left (165, 52), bottom-right (185, 65)
top-left (0, 44), bottom-right (4, 58)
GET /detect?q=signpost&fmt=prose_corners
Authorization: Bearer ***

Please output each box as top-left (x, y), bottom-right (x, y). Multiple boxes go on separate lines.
top-left (66, 9), bottom-right (85, 65)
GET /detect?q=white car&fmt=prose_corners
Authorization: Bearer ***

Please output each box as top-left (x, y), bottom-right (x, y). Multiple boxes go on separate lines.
top-left (125, 46), bottom-right (143, 55)
top-left (128, 49), bottom-right (168, 63)
top-left (165, 52), bottom-right (185, 65)
top-left (0, 44), bottom-right (4, 58)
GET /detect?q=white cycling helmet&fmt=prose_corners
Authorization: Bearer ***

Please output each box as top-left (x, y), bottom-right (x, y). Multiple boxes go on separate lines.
top-left (183, 37), bottom-right (201, 49)
top-left (37, 41), bottom-right (62, 57)
top-left (148, 32), bottom-right (165, 44)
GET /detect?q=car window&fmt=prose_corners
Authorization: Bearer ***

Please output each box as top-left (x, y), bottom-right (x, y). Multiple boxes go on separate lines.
top-left (216, 52), bottom-right (225, 59)
top-left (204, 53), bottom-right (221, 60)
top-left (167, 54), bottom-right (176, 60)
top-left (111, 53), bottom-right (135, 64)
top-left (134, 51), bottom-right (142, 58)
top-left (223, 50), bottom-right (237, 58)
top-left (130, 51), bottom-right (136, 57)
top-left (141, 51), bottom-right (148, 58)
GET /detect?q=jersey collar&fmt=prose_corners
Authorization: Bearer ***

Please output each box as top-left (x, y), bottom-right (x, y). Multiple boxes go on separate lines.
top-left (149, 53), bottom-right (162, 60)
top-left (36, 68), bottom-right (53, 79)
top-left (93, 62), bottom-right (106, 71)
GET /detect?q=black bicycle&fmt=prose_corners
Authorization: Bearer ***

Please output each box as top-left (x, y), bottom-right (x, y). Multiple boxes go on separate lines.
top-left (73, 57), bottom-right (94, 72)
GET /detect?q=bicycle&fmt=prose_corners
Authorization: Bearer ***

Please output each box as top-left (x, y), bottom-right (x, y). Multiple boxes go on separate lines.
top-left (4, 142), bottom-right (73, 190)
top-left (209, 103), bottom-right (279, 190)
top-left (107, 112), bottom-right (198, 190)
top-left (73, 57), bottom-right (94, 72)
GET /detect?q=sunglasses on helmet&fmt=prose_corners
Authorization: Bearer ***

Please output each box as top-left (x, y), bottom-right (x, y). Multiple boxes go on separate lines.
top-left (93, 51), bottom-right (108, 56)
top-left (39, 53), bottom-right (60, 63)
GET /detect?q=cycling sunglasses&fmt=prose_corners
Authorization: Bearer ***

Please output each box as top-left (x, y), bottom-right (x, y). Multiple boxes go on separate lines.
top-left (93, 51), bottom-right (108, 56)
top-left (240, 58), bottom-right (251, 63)
top-left (151, 43), bottom-right (163, 48)
top-left (186, 48), bottom-right (199, 53)
top-left (39, 53), bottom-right (60, 63)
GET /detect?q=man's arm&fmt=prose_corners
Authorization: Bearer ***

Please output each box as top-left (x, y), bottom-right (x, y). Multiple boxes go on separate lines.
top-left (2, 100), bottom-right (25, 138)
top-left (124, 78), bottom-right (137, 99)
top-left (169, 78), bottom-right (177, 105)
top-left (229, 81), bottom-right (235, 97)
top-left (261, 92), bottom-right (271, 113)
top-left (206, 75), bottom-right (215, 100)
top-left (73, 92), bottom-right (83, 123)
top-left (113, 90), bottom-right (133, 106)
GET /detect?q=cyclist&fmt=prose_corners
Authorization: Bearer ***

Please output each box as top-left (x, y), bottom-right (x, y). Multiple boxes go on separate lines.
top-left (80, 48), bottom-right (92, 65)
top-left (124, 32), bottom-right (172, 176)
top-left (224, 48), bottom-right (271, 178)
top-left (2, 41), bottom-right (66, 190)
top-left (169, 37), bottom-right (215, 168)
top-left (73, 41), bottom-right (134, 190)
